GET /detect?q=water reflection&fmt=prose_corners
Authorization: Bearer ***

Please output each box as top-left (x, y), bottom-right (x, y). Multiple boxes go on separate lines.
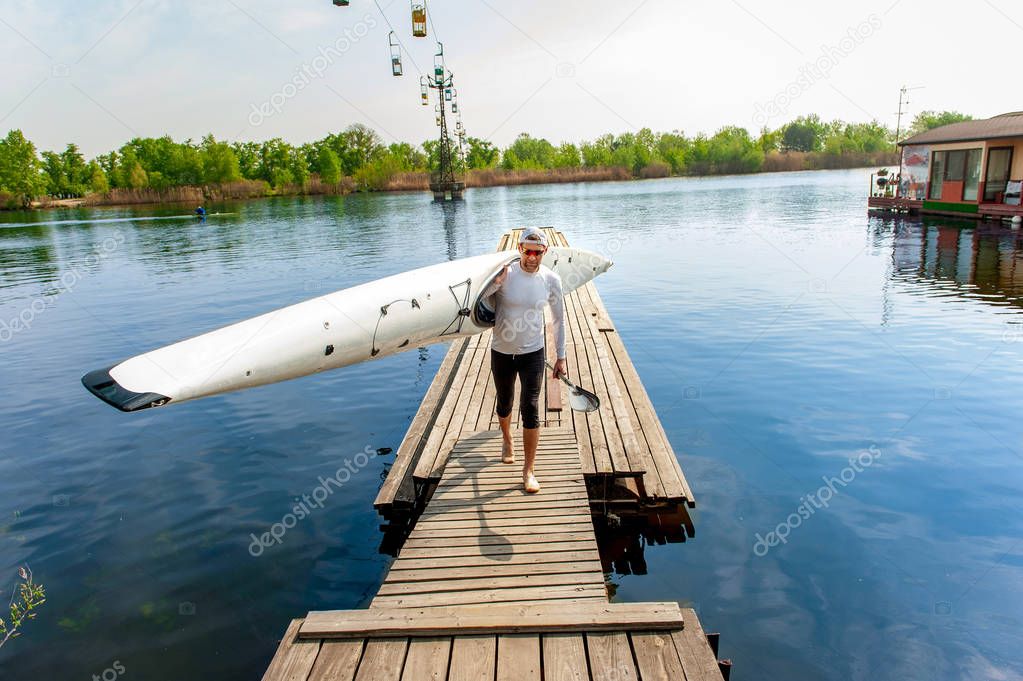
top-left (882, 217), bottom-right (1023, 308)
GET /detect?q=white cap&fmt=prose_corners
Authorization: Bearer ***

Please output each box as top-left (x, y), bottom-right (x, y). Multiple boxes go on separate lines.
top-left (518, 227), bottom-right (548, 248)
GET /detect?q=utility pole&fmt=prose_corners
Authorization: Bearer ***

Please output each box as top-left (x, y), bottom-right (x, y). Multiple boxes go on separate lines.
top-left (894, 85), bottom-right (924, 149)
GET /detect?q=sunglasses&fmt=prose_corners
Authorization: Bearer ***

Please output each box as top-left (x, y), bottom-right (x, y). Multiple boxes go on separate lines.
top-left (520, 245), bottom-right (547, 256)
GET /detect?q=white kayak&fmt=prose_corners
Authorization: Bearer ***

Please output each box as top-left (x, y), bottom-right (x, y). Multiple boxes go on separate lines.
top-left (82, 247), bottom-right (613, 411)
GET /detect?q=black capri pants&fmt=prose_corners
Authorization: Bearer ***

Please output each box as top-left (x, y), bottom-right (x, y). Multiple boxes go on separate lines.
top-left (491, 347), bottom-right (545, 429)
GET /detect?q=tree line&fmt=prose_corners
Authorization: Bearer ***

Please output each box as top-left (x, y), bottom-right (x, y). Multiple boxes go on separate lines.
top-left (0, 111), bottom-right (971, 208)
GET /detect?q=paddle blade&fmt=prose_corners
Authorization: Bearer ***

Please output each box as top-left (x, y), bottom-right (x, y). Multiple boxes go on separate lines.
top-left (568, 385), bottom-right (600, 413)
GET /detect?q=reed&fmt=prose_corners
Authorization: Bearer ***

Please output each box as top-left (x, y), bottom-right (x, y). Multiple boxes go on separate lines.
top-left (762, 151), bottom-right (898, 172)
top-left (467, 166), bottom-right (631, 187)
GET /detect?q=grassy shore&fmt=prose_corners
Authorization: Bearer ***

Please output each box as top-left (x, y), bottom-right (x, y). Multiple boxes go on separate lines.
top-left (23, 151), bottom-right (896, 211)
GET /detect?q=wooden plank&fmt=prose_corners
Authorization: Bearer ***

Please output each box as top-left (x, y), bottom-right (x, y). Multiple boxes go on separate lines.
top-left (395, 540), bottom-right (598, 560)
top-left (541, 634), bottom-right (588, 681)
top-left (545, 320), bottom-right (563, 412)
top-left (431, 479), bottom-right (584, 493)
top-left (581, 309), bottom-right (657, 496)
top-left (353, 638), bottom-right (407, 681)
top-left (398, 540), bottom-right (598, 560)
top-left (262, 619), bottom-right (321, 681)
top-left (387, 560), bottom-right (602, 581)
top-left (670, 609), bottom-right (723, 681)
top-left (388, 548), bottom-right (597, 568)
top-left (423, 492), bottom-right (590, 510)
top-left (429, 486), bottom-right (586, 500)
top-left (630, 632), bottom-right (685, 681)
top-left (401, 522), bottom-right (593, 539)
top-left (411, 514), bottom-right (592, 531)
top-left (564, 290), bottom-right (612, 473)
top-left (301, 603), bottom-right (684, 639)
top-left (429, 340), bottom-right (491, 477)
top-left (566, 304), bottom-right (596, 475)
top-left (496, 634), bottom-right (540, 681)
top-left (461, 330), bottom-right (495, 434)
top-left (568, 284), bottom-right (631, 475)
top-left (587, 632), bottom-right (639, 681)
top-left (448, 636), bottom-right (496, 681)
top-left (400, 531), bottom-right (596, 549)
top-left (603, 328), bottom-right (694, 504)
top-left (431, 483), bottom-right (585, 497)
top-left (478, 351), bottom-right (498, 432)
top-left (413, 337), bottom-right (485, 480)
top-left (371, 584), bottom-right (607, 608)
top-left (377, 571), bottom-right (605, 596)
top-left (436, 472), bottom-right (584, 485)
top-left (418, 505), bottom-right (591, 521)
top-left (306, 640), bottom-right (363, 681)
top-left (601, 322), bottom-right (668, 499)
top-left (375, 338), bottom-right (467, 509)
top-left (400, 637), bottom-right (450, 681)
top-left (452, 434), bottom-right (579, 448)
top-left (447, 464), bottom-right (581, 475)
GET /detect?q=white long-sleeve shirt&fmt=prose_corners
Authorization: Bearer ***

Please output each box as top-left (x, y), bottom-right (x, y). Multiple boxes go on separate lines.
top-left (482, 261), bottom-right (566, 359)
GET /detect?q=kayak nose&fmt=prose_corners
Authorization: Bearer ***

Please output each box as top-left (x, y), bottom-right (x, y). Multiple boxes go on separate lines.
top-left (82, 367), bottom-right (171, 412)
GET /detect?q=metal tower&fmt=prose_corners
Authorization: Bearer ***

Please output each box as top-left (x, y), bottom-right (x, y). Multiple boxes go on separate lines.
top-left (426, 43), bottom-right (464, 201)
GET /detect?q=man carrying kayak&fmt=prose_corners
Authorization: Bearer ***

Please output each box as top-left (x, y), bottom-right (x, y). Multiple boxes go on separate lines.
top-left (481, 227), bottom-right (567, 493)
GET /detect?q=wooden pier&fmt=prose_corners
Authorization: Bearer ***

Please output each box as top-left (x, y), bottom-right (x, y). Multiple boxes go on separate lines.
top-left (375, 227), bottom-right (694, 520)
top-left (261, 229), bottom-right (726, 681)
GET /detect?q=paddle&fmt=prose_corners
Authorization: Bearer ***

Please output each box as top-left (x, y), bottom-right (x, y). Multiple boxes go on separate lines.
top-left (545, 361), bottom-right (600, 412)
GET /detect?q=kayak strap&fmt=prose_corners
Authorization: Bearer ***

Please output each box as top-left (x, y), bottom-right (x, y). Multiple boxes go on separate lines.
top-left (440, 278), bottom-right (472, 336)
top-left (371, 298), bottom-right (421, 356)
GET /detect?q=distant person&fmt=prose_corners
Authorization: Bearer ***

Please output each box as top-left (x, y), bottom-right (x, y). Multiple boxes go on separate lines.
top-left (481, 227), bottom-right (567, 494)
top-left (195, 206), bottom-right (207, 218)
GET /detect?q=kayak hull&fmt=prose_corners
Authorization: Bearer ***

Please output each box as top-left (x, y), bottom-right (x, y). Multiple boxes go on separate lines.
top-left (82, 247), bottom-right (612, 411)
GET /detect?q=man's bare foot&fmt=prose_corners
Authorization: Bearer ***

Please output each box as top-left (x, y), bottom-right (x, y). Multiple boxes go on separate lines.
top-left (502, 438), bottom-right (514, 464)
top-left (523, 472), bottom-right (540, 494)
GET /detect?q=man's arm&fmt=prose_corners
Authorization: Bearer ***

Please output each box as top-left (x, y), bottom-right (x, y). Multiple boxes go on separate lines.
top-left (548, 273), bottom-right (567, 361)
top-left (481, 265), bottom-right (509, 300)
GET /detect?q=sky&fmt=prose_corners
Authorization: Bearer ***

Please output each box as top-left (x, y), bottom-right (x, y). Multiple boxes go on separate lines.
top-left (2, 0), bottom-right (1021, 157)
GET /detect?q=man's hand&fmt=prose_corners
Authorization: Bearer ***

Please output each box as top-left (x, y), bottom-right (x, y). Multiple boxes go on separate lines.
top-left (552, 358), bottom-right (567, 380)
top-left (492, 265), bottom-right (510, 287)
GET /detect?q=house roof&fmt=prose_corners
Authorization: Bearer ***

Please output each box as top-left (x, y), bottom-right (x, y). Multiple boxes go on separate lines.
top-left (899, 112), bottom-right (1023, 146)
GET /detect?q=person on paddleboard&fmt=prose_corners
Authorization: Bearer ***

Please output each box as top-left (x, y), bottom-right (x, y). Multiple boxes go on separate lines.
top-left (481, 227), bottom-right (567, 494)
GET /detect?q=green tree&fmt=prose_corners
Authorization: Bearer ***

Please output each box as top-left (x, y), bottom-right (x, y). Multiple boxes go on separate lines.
top-left (501, 133), bottom-right (555, 170)
top-left (0, 130), bottom-right (46, 205)
top-left (60, 144), bottom-right (89, 196)
top-left (465, 137), bottom-right (498, 169)
top-left (781, 115), bottom-right (827, 152)
top-left (387, 142), bottom-right (427, 171)
top-left (580, 134), bottom-right (613, 167)
top-left (87, 161), bottom-right (109, 194)
top-left (199, 135), bottom-right (241, 184)
top-left (909, 110), bottom-right (973, 135)
top-left (552, 142), bottom-right (581, 168)
top-left (40, 151), bottom-right (67, 196)
top-left (656, 131), bottom-right (688, 174)
top-left (317, 146), bottom-right (341, 184)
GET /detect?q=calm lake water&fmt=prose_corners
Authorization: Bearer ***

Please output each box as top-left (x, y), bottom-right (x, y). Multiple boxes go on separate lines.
top-left (2, 170), bottom-right (1022, 680)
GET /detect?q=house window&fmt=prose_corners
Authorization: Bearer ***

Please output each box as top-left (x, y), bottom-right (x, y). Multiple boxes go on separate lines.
top-left (929, 152), bottom-right (945, 199)
top-left (984, 147), bottom-right (1014, 201)
top-left (964, 149), bottom-right (983, 201)
top-left (928, 148), bottom-right (983, 201)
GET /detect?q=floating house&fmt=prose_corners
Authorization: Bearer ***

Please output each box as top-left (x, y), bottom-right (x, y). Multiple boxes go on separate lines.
top-left (868, 111), bottom-right (1023, 220)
